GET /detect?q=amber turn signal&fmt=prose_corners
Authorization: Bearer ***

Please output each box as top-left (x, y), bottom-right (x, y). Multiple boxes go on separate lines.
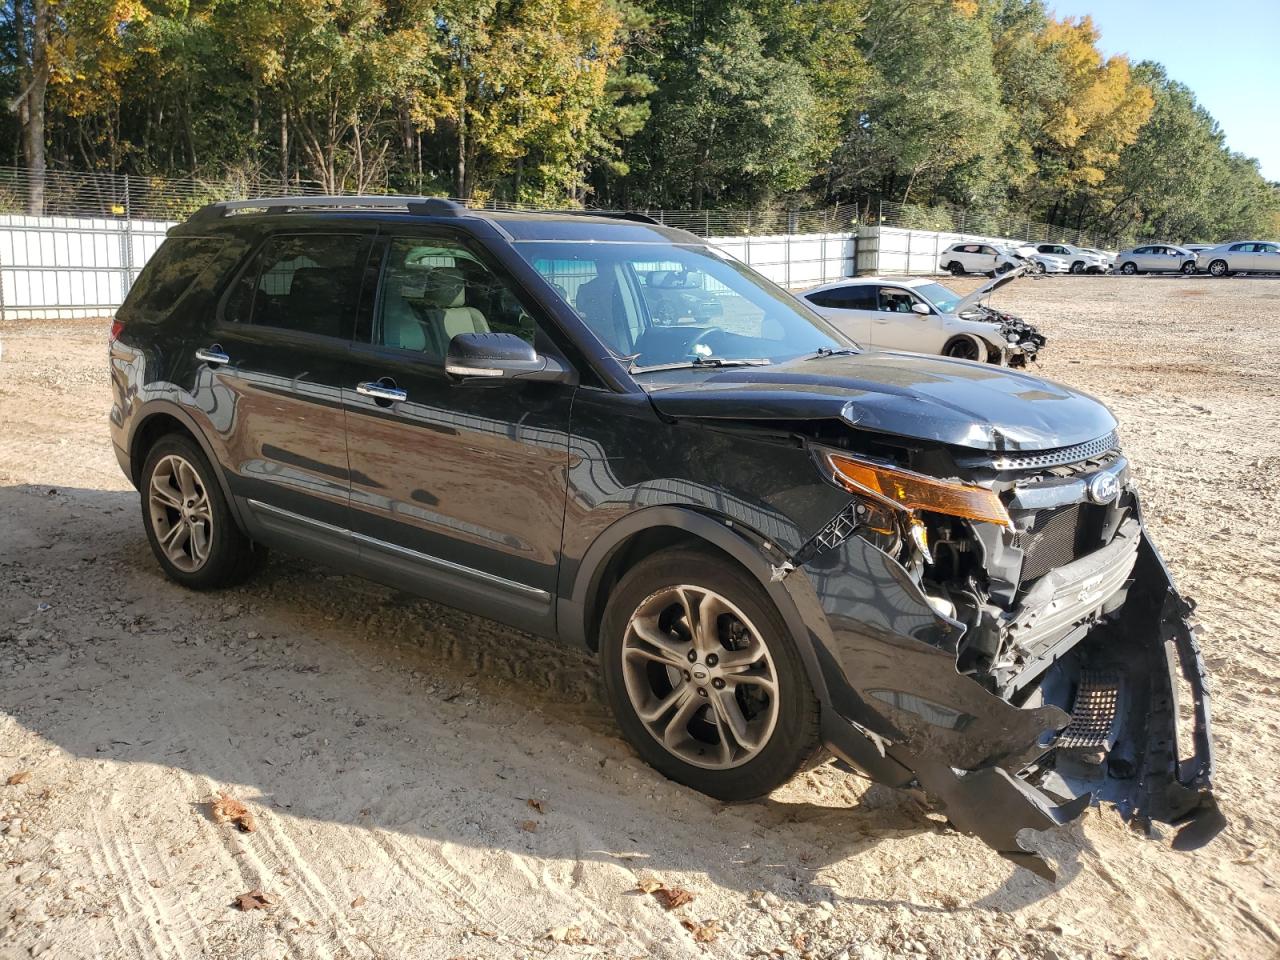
top-left (825, 453), bottom-right (1012, 528)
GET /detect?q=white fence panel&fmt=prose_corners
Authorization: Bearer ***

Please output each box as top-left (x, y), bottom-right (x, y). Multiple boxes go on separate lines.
top-left (0, 213), bottom-right (176, 319)
top-left (0, 217), bottom-right (860, 320)
top-left (708, 232), bottom-right (855, 289)
top-left (870, 226), bottom-right (1023, 276)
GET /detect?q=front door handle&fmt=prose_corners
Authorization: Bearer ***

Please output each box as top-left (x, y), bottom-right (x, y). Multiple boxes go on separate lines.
top-left (195, 345), bottom-right (229, 366)
top-left (356, 379), bottom-right (408, 404)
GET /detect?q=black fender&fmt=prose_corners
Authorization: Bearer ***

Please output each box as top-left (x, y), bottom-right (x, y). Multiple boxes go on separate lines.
top-left (557, 504), bottom-right (911, 785)
top-left (125, 399), bottom-right (250, 533)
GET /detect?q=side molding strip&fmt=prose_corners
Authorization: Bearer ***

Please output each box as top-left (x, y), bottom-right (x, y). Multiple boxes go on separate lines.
top-left (246, 498), bottom-right (551, 602)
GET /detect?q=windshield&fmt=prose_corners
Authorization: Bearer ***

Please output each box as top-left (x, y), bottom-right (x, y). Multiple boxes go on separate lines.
top-left (512, 241), bottom-right (848, 370)
top-left (910, 281), bottom-right (964, 313)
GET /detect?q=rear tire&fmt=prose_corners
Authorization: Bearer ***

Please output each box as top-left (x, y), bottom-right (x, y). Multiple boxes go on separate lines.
top-left (947, 261), bottom-right (965, 276)
top-left (599, 548), bottom-right (820, 801)
top-left (140, 434), bottom-right (263, 589)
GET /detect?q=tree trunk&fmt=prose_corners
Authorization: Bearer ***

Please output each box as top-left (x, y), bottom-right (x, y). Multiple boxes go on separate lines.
top-left (11, 0), bottom-right (51, 214)
top-left (279, 104), bottom-right (289, 185)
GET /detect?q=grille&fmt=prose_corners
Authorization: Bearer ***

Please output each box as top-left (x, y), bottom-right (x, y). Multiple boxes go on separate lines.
top-left (989, 431), bottom-right (1119, 471)
top-left (1015, 504), bottom-right (1088, 582)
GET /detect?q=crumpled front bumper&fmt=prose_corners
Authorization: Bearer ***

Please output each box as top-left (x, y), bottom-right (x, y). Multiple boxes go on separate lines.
top-left (801, 524), bottom-right (1224, 880)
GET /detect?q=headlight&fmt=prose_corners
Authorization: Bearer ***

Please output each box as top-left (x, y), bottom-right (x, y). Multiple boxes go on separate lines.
top-left (821, 451), bottom-right (1012, 528)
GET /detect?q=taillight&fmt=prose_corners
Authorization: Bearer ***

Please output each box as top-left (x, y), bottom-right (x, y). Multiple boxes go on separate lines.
top-left (109, 318), bottom-right (125, 342)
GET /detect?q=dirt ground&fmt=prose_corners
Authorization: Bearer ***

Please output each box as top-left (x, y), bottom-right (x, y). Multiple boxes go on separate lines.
top-left (1, 275), bottom-right (1278, 960)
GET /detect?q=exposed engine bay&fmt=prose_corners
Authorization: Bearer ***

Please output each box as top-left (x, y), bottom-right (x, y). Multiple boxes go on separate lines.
top-left (963, 303), bottom-right (1047, 367)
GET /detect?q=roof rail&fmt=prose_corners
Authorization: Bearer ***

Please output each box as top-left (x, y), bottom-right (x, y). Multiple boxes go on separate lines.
top-left (189, 195), bottom-right (465, 221)
top-left (186, 195), bottom-right (663, 226)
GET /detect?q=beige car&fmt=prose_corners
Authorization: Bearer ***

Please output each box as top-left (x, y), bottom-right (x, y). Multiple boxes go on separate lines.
top-left (1197, 241), bottom-right (1280, 276)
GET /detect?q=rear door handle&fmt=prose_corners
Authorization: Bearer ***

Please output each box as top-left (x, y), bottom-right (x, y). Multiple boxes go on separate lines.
top-left (195, 345), bottom-right (229, 366)
top-left (356, 380), bottom-right (408, 403)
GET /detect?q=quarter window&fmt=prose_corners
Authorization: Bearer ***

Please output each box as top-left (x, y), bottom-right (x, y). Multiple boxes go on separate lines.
top-left (224, 234), bottom-right (369, 338)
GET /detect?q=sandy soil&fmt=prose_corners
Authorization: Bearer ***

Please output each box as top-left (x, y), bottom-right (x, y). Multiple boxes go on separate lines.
top-left (1, 275), bottom-right (1278, 960)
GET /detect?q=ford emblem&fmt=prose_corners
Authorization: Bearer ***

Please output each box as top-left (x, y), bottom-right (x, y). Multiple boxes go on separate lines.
top-left (1087, 472), bottom-right (1120, 504)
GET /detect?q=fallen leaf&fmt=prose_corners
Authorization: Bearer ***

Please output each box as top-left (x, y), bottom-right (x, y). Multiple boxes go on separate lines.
top-left (651, 886), bottom-right (695, 910)
top-left (526, 798), bottom-right (546, 814)
top-left (635, 878), bottom-right (664, 894)
top-left (5, 771), bottom-right (32, 786)
top-left (211, 791), bottom-right (257, 833)
top-left (350, 895), bottom-right (366, 909)
top-left (234, 888), bottom-right (277, 911)
top-left (791, 931), bottom-right (808, 951)
top-left (520, 820), bottom-right (539, 833)
top-left (682, 918), bottom-right (723, 943)
top-left (546, 925), bottom-right (590, 944)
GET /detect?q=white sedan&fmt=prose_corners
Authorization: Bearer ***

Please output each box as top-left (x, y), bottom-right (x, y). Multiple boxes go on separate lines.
top-left (1196, 241), bottom-right (1280, 276)
top-left (801, 271), bottom-right (1045, 366)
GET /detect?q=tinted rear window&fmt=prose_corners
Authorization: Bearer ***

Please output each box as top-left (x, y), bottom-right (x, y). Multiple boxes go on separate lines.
top-left (123, 237), bottom-right (226, 319)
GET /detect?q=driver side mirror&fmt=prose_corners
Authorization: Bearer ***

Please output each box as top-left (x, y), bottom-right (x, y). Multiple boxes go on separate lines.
top-left (445, 332), bottom-right (576, 384)
top-left (911, 302), bottom-right (931, 316)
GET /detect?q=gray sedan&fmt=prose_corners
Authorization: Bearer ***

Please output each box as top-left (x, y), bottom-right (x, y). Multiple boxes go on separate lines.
top-left (1115, 244), bottom-right (1198, 275)
top-left (1196, 241), bottom-right (1280, 276)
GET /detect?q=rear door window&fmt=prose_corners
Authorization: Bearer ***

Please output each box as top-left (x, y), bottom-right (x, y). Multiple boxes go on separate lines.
top-left (223, 234), bottom-right (370, 339)
top-left (808, 286), bottom-right (876, 310)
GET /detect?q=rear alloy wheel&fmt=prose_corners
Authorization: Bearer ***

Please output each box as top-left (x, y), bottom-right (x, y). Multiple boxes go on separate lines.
top-left (1181, 260), bottom-right (1197, 275)
top-left (141, 434), bottom-right (262, 589)
top-left (943, 336), bottom-right (984, 361)
top-left (1120, 261), bottom-right (1138, 275)
top-left (600, 549), bottom-right (819, 800)
top-left (947, 262), bottom-right (965, 276)
top-left (1208, 259), bottom-right (1229, 277)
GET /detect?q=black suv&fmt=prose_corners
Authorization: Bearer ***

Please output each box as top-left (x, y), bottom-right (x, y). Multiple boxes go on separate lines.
top-left (108, 196), bottom-right (1221, 877)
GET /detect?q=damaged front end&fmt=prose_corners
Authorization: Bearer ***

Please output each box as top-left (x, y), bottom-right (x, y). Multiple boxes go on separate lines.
top-left (790, 431), bottom-right (1223, 879)
top-left (973, 305), bottom-right (1047, 367)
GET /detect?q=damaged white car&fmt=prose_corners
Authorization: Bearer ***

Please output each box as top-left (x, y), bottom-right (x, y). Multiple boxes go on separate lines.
top-left (802, 269), bottom-right (1046, 365)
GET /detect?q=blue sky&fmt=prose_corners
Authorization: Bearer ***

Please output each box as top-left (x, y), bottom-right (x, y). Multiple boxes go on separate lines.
top-left (1048, 1), bottom-right (1280, 181)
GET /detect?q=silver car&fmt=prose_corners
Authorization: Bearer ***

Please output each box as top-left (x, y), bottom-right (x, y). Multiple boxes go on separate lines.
top-left (1115, 244), bottom-right (1197, 275)
top-left (1196, 241), bottom-right (1280, 277)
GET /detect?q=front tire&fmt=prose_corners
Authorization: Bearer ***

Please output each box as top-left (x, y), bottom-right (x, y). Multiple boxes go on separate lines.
top-left (1120, 261), bottom-right (1138, 275)
top-left (140, 434), bottom-right (262, 589)
top-left (1181, 260), bottom-right (1197, 275)
top-left (1208, 259), bottom-right (1229, 277)
top-left (1070, 261), bottom-right (1085, 275)
top-left (600, 548), bottom-right (820, 801)
top-left (943, 336), bottom-right (984, 361)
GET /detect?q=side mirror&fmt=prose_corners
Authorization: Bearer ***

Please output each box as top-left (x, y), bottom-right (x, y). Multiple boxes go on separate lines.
top-left (445, 332), bottom-right (575, 384)
top-left (911, 302), bottom-right (931, 316)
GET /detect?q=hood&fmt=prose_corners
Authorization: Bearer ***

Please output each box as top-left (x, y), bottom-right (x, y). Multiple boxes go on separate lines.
top-left (646, 352), bottom-right (1116, 452)
top-left (952, 267), bottom-right (1023, 314)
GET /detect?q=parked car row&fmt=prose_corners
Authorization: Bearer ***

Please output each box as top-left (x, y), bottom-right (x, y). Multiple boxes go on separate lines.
top-left (941, 238), bottom-right (1280, 277)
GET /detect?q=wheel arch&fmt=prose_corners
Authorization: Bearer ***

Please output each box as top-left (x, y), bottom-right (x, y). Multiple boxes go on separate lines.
top-left (558, 505), bottom-right (834, 705)
top-left (127, 402), bottom-right (248, 532)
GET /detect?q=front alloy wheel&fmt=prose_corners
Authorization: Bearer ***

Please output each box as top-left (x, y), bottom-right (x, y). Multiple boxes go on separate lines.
top-left (600, 548), bottom-right (819, 801)
top-left (943, 337), bottom-right (984, 361)
top-left (1209, 259), bottom-right (1229, 277)
top-left (621, 585), bottom-right (779, 770)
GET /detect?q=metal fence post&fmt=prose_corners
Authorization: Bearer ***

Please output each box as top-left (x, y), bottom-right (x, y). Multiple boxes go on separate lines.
top-left (785, 233), bottom-right (792, 289)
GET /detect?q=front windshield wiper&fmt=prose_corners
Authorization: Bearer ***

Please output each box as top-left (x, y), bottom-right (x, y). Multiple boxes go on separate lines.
top-left (630, 357), bottom-right (772, 374)
top-left (803, 346), bottom-right (860, 360)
